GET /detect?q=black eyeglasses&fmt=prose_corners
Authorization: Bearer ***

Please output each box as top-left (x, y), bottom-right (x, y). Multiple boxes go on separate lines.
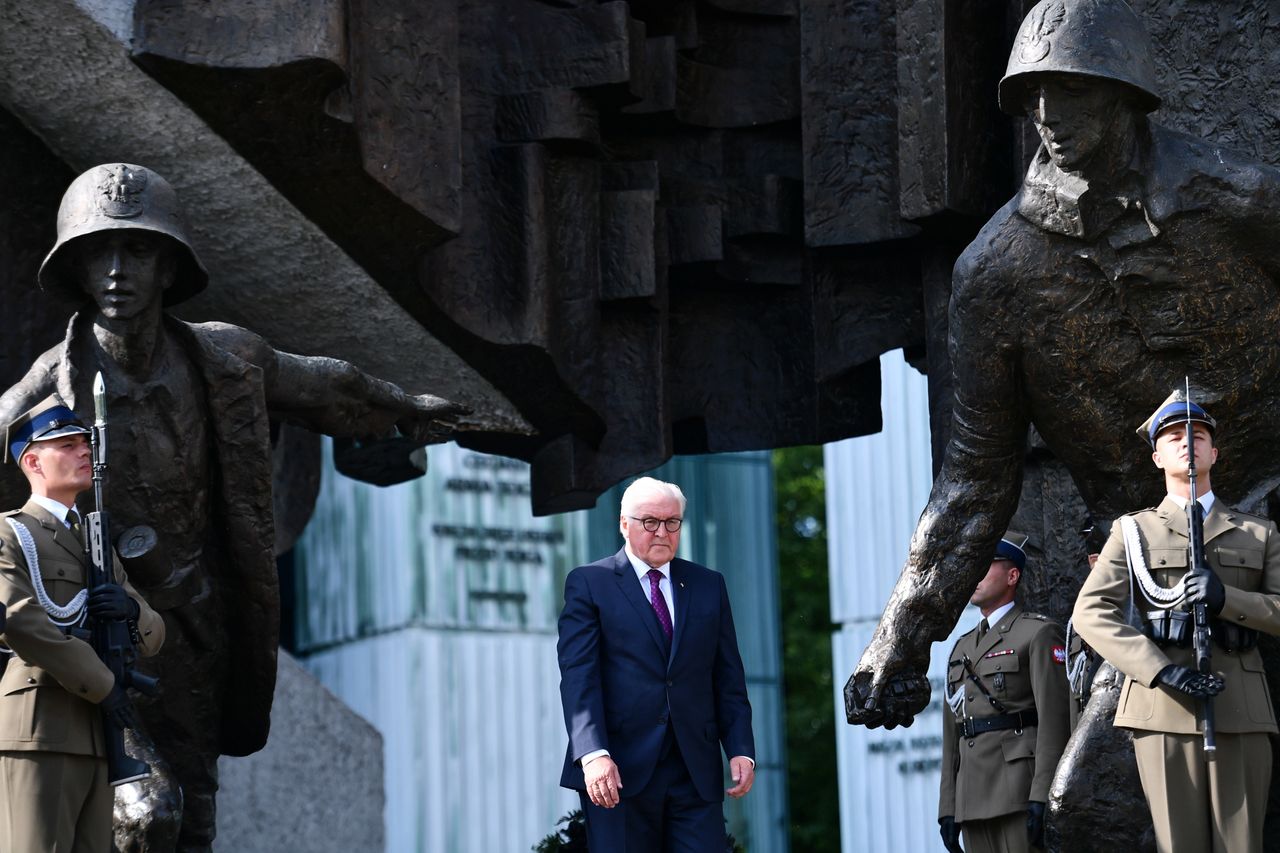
top-left (629, 516), bottom-right (683, 533)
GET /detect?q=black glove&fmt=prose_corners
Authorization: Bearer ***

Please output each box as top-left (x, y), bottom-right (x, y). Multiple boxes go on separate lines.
top-left (1026, 801), bottom-right (1046, 848)
top-left (1184, 566), bottom-right (1226, 615)
top-left (1157, 664), bottom-right (1224, 699)
top-left (87, 584), bottom-right (140, 621)
top-left (100, 683), bottom-right (138, 730)
top-left (938, 816), bottom-right (963, 853)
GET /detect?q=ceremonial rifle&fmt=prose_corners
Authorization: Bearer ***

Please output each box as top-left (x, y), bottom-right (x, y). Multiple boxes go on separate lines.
top-left (1184, 378), bottom-right (1216, 761)
top-left (86, 372), bottom-right (158, 785)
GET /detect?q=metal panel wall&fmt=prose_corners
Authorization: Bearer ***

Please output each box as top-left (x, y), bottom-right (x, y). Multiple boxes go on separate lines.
top-left (305, 629), bottom-right (577, 853)
top-left (295, 443), bottom-right (591, 650)
top-left (826, 350), bottom-right (936, 625)
top-left (825, 351), bottom-right (978, 853)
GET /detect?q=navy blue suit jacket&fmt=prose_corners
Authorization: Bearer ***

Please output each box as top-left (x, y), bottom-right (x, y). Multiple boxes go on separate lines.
top-left (557, 549), bottom-right (755, 803)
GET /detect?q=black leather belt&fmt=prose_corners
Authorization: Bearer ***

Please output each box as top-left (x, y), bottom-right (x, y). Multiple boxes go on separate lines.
top-left (958, 709), bottom-right (1038, 739)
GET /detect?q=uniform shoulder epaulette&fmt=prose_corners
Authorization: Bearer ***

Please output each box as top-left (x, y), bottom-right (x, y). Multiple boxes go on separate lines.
top-left (1123, 507), bottom-right (1158, 517)
top-left (1020, 612), bottom-right (1051, 622)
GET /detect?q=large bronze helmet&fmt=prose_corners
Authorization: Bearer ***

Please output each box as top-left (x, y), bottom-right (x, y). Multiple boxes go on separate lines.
top-left (38, 163), bottom-right (209, 307)
top-left (998, 0), bottom-right (1162, 117)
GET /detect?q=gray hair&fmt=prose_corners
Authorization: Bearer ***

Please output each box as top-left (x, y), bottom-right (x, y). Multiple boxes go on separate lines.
top-left (620, 477), bottom-right (687, 517)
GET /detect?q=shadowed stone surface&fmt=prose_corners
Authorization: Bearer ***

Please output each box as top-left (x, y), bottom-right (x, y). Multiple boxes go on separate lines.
top-left (215, 653), bottom-right (384, 853)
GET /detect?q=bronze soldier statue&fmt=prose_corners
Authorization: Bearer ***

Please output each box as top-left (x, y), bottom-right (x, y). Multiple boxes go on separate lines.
top-left (845, 0), bottom-right (1280, 732)
top-left (0, 163), bottom-right (465, 851)
top-left (939, 533), bottom-right (1068, 853)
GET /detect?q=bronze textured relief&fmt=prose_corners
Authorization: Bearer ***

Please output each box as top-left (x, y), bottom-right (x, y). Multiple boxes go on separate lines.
top-left (1, 0), bottom-right (1280, 847)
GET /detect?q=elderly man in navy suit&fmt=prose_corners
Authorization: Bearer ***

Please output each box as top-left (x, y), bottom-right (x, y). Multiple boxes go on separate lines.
top-left (558, 476), bottom-right (756, 850)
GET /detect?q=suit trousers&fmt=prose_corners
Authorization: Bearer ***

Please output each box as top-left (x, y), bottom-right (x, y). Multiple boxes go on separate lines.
top-left (0, 752), bottom-right (111, 853)
top-left (961, 810), bottom-right (1032, 853)
top-left (1132, 730), bottom-right (1271, 853)
top-left (580, 732), bottom-right (725, 852)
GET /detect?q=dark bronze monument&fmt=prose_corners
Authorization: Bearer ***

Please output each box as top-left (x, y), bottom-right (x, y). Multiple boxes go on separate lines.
top-left (2, 0), bottom-right (1280, 850)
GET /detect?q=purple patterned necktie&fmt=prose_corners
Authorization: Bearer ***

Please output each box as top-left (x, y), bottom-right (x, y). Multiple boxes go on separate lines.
top-left (647, 568), bottom-right (674, 642)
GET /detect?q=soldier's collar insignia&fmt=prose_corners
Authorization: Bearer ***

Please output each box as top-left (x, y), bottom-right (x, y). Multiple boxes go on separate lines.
top-left (95, 164), bottom-right (148, 219)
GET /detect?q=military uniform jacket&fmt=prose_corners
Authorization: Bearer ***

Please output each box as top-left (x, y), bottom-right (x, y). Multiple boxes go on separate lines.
top-left (939, 604), bottom-right (1069, 823)
top-left (1073, 497), bottom-right (1280, 735)
top-left (0, 501), bottom-right (164, 756)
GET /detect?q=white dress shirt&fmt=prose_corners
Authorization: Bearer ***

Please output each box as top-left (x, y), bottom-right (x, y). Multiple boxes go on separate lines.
top-left (29, 494), bottom-right (79, 528)
top-left (1168, 490), bottom-right (1215, 515)
top-left (625, 545), bottom-right (676, 627)
top-left (982, 600), bottom-right (1016, 632)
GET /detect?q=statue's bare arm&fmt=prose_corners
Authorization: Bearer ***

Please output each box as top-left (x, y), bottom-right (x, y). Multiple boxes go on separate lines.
top-left (195, 322), bottom-right (466, 442)
top-left (844, 256), bottom-right (1028, 729)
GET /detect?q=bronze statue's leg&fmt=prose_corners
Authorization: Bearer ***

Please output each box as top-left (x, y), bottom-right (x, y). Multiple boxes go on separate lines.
top-left (113, 728), bottom-right (182, 853)
top-left (1047, 663), bottom-right (1154, 853)
top-left (116, 599), bottom-right (226, 852)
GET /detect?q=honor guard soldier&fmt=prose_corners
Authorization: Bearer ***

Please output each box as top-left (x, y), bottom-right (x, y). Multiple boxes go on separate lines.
top-left (1073, 392), bottom-right (1280, 853)
top-left (939, 533), bottom-right (1069, 853)
top-left (0, 400), bottom-right (164, 853)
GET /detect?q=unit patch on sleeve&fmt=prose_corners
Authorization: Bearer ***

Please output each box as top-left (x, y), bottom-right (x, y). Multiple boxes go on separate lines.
top-left (1052, 645), bottom-right (1067, 664)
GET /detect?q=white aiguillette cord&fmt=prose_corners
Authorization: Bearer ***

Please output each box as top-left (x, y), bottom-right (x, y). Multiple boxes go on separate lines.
top-left (1122, 515), bottom-right (1185, 605)
top-left (5, 518), bottom-right (88, 625)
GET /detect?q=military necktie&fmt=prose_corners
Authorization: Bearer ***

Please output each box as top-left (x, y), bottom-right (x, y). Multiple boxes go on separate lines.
top-left (66, 509), bottom-right (82, 537)
top-left (647, 568), bottom-right (674, 643)
top-left (977, 618), bottom-right (990, 639)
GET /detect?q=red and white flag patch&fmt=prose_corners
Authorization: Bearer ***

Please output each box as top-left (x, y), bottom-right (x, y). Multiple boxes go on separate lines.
top-left (1052, 645), bottom-right (1067, 664)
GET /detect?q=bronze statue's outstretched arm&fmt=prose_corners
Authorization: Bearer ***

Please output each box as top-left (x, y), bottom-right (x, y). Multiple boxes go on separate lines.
top-left (845, 256), bottom-right (1028, 729)
top-left (195, 322), bottom-right (468, 443)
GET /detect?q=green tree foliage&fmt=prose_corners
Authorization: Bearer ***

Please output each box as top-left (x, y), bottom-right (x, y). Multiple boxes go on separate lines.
top-left (773, 446), bottom-right (840, 853)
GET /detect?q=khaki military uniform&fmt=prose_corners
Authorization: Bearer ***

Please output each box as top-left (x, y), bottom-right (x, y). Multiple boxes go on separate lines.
top-left (940, 604), bottom-right (1070, 853)
top-left (0, 500), bottom-right (164, 853)
top-left (1073, 497), bottom-right (1280, 853)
